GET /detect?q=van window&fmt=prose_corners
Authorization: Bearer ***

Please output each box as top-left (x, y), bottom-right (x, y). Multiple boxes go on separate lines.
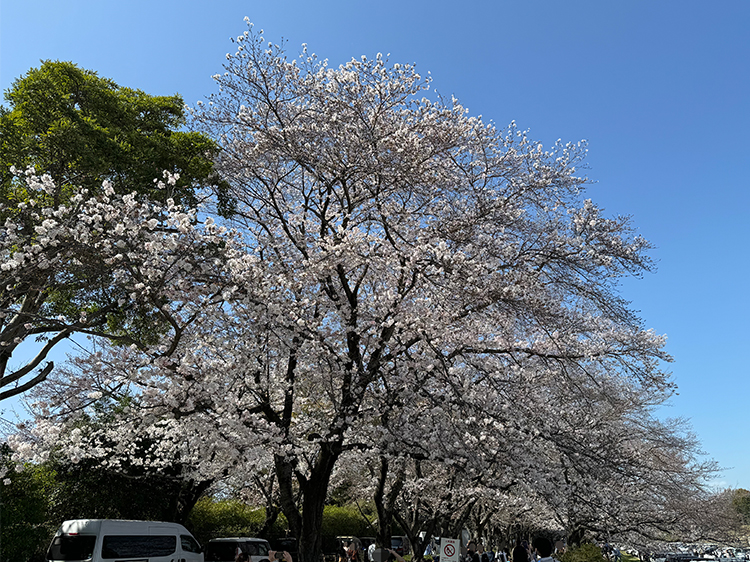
top-left (47, 535), bottom-right (97, 561)
top-left (182, 535), bottom-right (202, 554)
top-left (102, 535), bottom-right (176, 558)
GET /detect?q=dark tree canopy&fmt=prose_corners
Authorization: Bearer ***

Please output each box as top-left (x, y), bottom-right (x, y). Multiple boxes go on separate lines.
top-left (0, 60), bottom-right (225, 208)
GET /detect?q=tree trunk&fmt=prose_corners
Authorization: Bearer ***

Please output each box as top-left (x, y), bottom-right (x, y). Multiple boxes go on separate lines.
top-left (259, 505), bottom-right (281, 539)
top-left (275, 442), bottom-right (342, 562)
top-left (275, 454), bottom-right (302, 539)
top-left (389, 461), bottom-right (436, 562)
top-left (173, 478), bottom-right (214, 524)
top-left (374, 456), bottom-right (399, 549)
top-left (299, 483), bottom-right (329, 562)
top-left (566, 527), bottom-right (587, 548)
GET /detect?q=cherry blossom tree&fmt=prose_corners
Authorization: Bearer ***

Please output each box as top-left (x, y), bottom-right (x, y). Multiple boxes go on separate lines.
top-left (188, 22), bottom-right (672, 562)
top-left (0, 169), bottom-right (237, 401)
top-left (334, 338), bottom-right (713, 550)
top-left (10, 21), bottom-right (707, 562)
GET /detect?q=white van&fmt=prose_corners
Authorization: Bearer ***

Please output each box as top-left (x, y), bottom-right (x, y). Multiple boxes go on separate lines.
top-left (46, 519), bottom-right (203, 562)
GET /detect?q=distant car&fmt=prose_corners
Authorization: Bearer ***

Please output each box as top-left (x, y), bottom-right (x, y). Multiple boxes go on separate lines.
top-left (205, 537), bottom-right (271, 562)
top-left (272, 537), bottom-right (298, 559)
top-left (391, 536), bottom-right (410, 556)
top-left (360, 537), bottom-right (377, 562)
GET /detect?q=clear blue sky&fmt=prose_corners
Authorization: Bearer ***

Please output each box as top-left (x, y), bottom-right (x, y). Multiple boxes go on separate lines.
top-left (2, 1), bottom-right (748, 488)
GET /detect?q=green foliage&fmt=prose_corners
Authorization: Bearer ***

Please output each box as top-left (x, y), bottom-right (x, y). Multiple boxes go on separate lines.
top-left (321, 505), bottom-right (374, 538)
top-left (732, 488), bottom-right (750, 525)
top-left (0, 61), bottom-right (231, 383)
top-left (0, 444), bottom-right (56, 562)
top-left (187, 499), bottom-right (374, 548)
top-left (558, 544), bottom-right (608, 562)
top-left (0, 60), bottom-right (227, 210)
top-left (187, 497), bottom-right (288, 546)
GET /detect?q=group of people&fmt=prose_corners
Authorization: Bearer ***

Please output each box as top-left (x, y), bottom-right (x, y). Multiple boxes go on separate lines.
top-left (235, 550), bottom-right (294, 562)
top-left (238, 537), bottom-right (561, 562)
top-left (465, 537), bottom-right (561, 562)
top-left (339, 540), bottom-right (406, 562)
top-left (602, 543), bottom-right (623, 562)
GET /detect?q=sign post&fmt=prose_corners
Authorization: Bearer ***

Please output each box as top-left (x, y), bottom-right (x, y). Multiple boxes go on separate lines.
top-left (441, 538), bottom-right (460, 562)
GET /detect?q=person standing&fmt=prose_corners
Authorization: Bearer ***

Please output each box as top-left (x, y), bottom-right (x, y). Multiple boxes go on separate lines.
top-left (466, 542), bottom-right (481, 562)
top-left (478, 543), bottom-right (490, 562)
top-left (531, 538), bottom-right (556, 562)
top-left (347, 543), bottom-right (361, 562)
top-left (512, 545), bottom-right (528, 562)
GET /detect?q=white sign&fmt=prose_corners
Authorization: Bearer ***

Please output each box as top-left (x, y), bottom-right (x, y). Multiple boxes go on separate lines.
top-left (441, 538), bottom-right (460, 562)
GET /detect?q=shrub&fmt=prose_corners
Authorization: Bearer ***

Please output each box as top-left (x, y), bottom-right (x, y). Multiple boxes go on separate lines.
top-left (321, 505), bottom-right (373, 538)
top-left (187, 498), bottom-right (288, 545)
top-left (559, 544), bottom-right (607, 562)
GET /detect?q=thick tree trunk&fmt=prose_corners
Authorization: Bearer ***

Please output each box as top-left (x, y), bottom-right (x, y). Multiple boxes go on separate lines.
top-left (172, 478), bottom-right (214, 524)
top-left (275, 455), bottom-right (302, 539)
top-left (275, 442), bottom-right (342, 562)
top-left (299, 482), bottom-right (329, 562)
top-left (374, 457), bottom-right (396, 549)
top-left (259, 505), bottom-right (281, 539)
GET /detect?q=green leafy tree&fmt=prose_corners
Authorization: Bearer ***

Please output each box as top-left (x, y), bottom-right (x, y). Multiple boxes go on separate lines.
top-left (733, 488), bottom-right (750, 525)
top-left (0, 62), bottom-right (233, 401)
top-left (0, 444), bottom-right (56, 562)
top-left (0, 60), bottom-right (226, 209)
top-left (320, 505), bottom-right (373, 539)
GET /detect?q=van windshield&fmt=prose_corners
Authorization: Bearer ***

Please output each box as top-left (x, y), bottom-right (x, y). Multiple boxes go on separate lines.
top-left (47, 535), bottom-right (97, 561)
top-left (206, 542), bottom-right (238, 561)
top-left (245, 541), bottom-right (270, 556)
top-left (102, 535), bottom-right (176, 558)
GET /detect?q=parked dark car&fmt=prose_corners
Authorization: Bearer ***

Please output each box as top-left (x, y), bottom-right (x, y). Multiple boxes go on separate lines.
top-left (272, 538), bottom-right (298, 560)
top-left (391, 537), bottom-right (410, 556)
top-left (205, 537), bottom-right (271, 562)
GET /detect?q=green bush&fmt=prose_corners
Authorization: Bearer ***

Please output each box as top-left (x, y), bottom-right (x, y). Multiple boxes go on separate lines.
top-left (559, 544), bottom-right (607, 562)
top-left (321, 505), bottom-right (374, 538)
top-left (187, 500), bottom-right (375, 552)
top-left (187, 498), bottom-right (289, 545)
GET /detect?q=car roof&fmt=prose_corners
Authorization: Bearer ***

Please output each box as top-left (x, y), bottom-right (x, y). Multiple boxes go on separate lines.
top-left (209, 538), bottom-right (269, 542)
